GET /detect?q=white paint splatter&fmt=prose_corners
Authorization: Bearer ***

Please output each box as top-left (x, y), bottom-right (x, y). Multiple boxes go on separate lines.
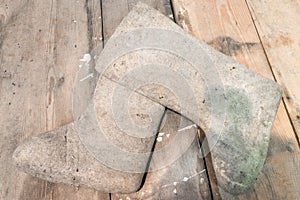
top-left (80, 53), bottom-right (91, 64)
top-left (182, 177), bottom-right (189, 182)
top-left (166, 133), bottom-right (170, 138)
top-left (158, 132), bottom-right (165, 136)
top-left (162, 184), bottom-right (170, 188)
top-left (219, 171), bottom-right (245, 187)
top-left (161, 169), bottom-right (206, 189)
top-left (80, 73), bottom-right (94, 82)
top-left (173, 188), bottom-right (177, 194)
top-left (178, 124), bottom-right (197, 132)
top-left (200, 177), bottom-right (204, 184)
top-left (157, 137), bottom-right (163, 142)
top-left (181, 170), bottom-right (206, 182)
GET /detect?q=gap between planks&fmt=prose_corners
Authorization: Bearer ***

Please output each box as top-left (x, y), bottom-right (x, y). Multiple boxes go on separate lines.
top-left (170, 0), bottom-right (300, 199)
top-left (244, 0), bottom-right (300, 149)
top-left (101, 0), bottom-right (214, 199)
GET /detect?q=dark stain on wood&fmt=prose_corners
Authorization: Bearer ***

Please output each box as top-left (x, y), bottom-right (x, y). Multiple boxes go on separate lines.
top-left (85, 0), bottom-right (93, 51)
top-left (1, 70), bottom-right (12, 79)
top-left (207, 36), bottom-right (257, 56)
top-left (47, 76), bottom-right (55, 106)
top-left (57, 76), bottom-right (65, 87)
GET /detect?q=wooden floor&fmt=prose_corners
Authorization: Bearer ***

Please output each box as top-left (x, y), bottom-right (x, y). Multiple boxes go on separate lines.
top-left (0, 0), bottom-right (299, 199)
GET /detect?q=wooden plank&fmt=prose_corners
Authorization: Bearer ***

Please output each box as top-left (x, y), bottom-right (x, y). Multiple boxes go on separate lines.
top-left (171, 0), bottom-right (300, 199)
top-left (0, 0), bottom-right (109, 199)
top-left (0, 0), bottom-right (28, 26)
top-left (113, 110), bottom-right (212, 200)
top-left (0, 1), bottom-right (56, 199)
top-left (198, 129), bottom-right (221, 200)
top-left (102, 2), bottom-right (212, 199)
top-left (102, 0), bottom-right (173, 41)
top-left (245, 0), bottom-right (300, 145)
top-left (48, 0), bottom-right (109, 199)
top-left (52, 186), bottom-right (110, 200)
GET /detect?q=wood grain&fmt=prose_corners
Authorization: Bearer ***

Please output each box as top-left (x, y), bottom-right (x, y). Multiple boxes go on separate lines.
top-left (48, 0), bottom-right (108, 199)
top-left (113, 110), bottom-right (212, 200)
top-left (0, 0), bottom-right (108, 199)
top-left (102, 0), bottom-right (173, 42)
top-left (171, 0), bottom-right (300, 199)
top-left (245, 0), bottom-right (300, 145)
top-left (0, 1), bottom-right (57, 199)
top-left (101, 0), bottom-right (212, 199)
top-left (2, 0), bottom-right (299, 199)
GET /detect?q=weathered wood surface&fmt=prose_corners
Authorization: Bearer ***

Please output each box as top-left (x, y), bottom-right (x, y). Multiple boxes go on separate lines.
top-left (246, 0), bottom-right (300, 145)
top-left (101, 0), bottom-right (212, 199)
top-left (171, 0), bottom-right (300, 199)
top-left (113, 110), bottom-right (212, 200)
top-left (102, 0), bottom-right (173, 41)
top-left (198, 129), bottom-right (221, 200)
top-left (0, 0), bottom-right (109, 199)
top-left (1, 0), bottom-right (299, 199)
